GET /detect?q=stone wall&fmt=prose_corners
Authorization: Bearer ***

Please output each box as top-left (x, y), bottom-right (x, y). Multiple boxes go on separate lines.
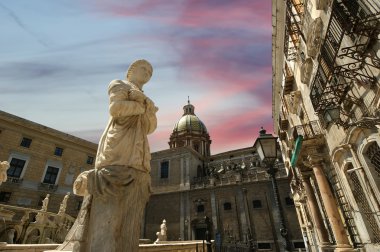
top-left (0, 110), bottom-right (97, 217)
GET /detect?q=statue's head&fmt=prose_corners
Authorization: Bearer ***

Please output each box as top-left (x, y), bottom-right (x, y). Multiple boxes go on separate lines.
top-left (126, 59), bottom-right (153, 86)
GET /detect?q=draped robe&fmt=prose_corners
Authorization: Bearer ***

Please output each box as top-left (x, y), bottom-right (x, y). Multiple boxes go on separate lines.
top-left (57, 80), bottom-right (157, 252)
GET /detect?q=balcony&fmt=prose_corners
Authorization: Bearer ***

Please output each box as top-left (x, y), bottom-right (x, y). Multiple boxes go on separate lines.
top-left (6, 176), bottom-right (23, 184)
top-left (309, 0), bottom-right (380, 129)
top-left (38, 182), bottom-right (58, 192)
top-left (291, 121), bottom-right (323, 140)
top-left (279, 115), bottom-right (290, 131)
top-left (279, 131), bottom-right (288, 141)
top-left (283, 62), bottom-right (295, 96)
top-left (284, 0), bottom-right (305, 61)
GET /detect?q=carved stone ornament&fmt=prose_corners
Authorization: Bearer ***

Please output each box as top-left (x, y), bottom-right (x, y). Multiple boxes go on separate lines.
top-left (286, 91), bottom-right (302, 114)
top-left (315, 0), bottom-right (329, 10)
top-left (306, 17), bottom-right (323, 58)
top-left (300, 58), bottom-right (314, 85)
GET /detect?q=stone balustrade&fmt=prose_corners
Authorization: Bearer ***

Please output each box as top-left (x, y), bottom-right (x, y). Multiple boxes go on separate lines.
top-left (0, 204), bottom-right (75, 244)
top-left (0, 241), bottom-right (209, 252)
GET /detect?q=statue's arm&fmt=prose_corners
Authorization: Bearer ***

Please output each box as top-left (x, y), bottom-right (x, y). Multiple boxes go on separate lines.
top-left (144, 111), bottom-right (157, 135)
top-left (108, 81), bottom-right (145, 117)
top-left (143, 97), bottom-right (158, 134)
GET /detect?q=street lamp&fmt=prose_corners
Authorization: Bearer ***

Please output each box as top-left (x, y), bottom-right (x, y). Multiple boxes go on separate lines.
top-left (253, 127), bottom-right (292, 251)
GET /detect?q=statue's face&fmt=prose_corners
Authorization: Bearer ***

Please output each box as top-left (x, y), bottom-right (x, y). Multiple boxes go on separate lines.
top-left (131, 63), bottom-right (152, 85)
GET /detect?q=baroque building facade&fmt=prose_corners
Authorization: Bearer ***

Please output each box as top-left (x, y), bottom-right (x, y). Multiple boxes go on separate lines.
top-left (0, 110), bottom-right (97, 218)
top-left (144, 101), bottom-right (305, 251)
top-left (272, 0), bottom-right (380, 251)
top-left (0, 102), bottom-right (305, 250)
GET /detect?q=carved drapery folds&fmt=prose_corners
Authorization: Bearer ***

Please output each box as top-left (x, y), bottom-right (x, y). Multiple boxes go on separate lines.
top-left (306, 17), bottom-right (323, 58)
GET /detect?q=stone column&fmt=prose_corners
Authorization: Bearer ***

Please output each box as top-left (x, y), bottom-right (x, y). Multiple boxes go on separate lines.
top-left (302, 174), bottom-right (330, 246)
top-left (307, 155), bottom-right (353, 251)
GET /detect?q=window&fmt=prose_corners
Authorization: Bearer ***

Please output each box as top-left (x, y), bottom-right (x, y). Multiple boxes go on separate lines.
top-left (20, 137), bottom-right (32, 148)
top-left (0, 192), bottom-right (11, 203)
top-left (43, 166), bottom-right (60, 184)
top-left (366, 142), bottom-right (380, 176)
top-left (87, 156), bottom-right (94, 165)
top-left (197, 205), bottom-right (204, 213)
top-left (252, 200), bottom-right (262, 208)
top-left (194, 143), bottom-right (199, 152)
top-left (7, 158), bottom-right (26, 178)
top-left (54, 147), bottom-right (63, 156)
top-left (293, 242), bottom-right (305, 248)
top-left (197, 165), bottom-right (203, 177)
top-left (160, 161), bottom-right (169, 179)
top-left (257, 243), bottom-right (271, 250)
top-left (223, 202), bottom-right (232, 210)
top-left (285, 197), bottom-right (294, 206)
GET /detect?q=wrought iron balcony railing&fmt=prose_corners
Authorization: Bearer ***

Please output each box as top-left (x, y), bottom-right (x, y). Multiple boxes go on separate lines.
top-left (284, 0), bottom-right (305, 61)
top-left (38, 182), bottom-right (58, 192)
top-left (6, 176), bottom-right (23, 184)
top-left (309, 0), bottom-right (380, 129)
top-left (291, 121), bottom-right (323, 141)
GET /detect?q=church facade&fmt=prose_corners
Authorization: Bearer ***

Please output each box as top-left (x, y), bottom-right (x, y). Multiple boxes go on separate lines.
top-left (144, 101), bottom-right (305, 251)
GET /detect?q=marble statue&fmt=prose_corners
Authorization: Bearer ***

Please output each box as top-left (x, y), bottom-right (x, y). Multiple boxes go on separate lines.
top-left (58, 192), bottom-right (70, 215)
top-left (41, 194), bottom-right (50, 211)
top-left (0, 161), bottom-right (10, 185)
top-left (154, 219), bottom-right (167, 243)
top-left (57, 59), bottom-right (158, 252)
top-left (35, 194), bottom-right (50, 224)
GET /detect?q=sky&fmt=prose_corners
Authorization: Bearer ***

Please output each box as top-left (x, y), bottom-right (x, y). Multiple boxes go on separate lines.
top-left (0, 0), bottom-right (273, 155)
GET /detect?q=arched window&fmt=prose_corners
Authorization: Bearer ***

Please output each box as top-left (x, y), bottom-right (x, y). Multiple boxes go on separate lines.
top-left (346, 163), bottom-right (380, 243)
top-left (365, 142), bottom-right (380, 176)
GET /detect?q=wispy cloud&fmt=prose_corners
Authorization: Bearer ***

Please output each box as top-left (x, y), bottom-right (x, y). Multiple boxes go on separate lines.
top-left (0, 2), bottom-right (49, 48)
top-left (0, 0), bottom-right (273, 154)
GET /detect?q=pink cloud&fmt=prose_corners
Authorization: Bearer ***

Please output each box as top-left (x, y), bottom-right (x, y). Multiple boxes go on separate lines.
top-left (80, 0), bottom-right (273, 154)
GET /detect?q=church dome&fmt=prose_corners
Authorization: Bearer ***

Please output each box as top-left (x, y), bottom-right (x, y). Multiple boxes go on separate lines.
top-left (172, 100), bottom-right (208, 134)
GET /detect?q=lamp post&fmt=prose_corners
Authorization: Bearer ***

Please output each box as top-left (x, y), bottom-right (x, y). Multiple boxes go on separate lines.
top-left (253, 127), bottom-right (291, 251)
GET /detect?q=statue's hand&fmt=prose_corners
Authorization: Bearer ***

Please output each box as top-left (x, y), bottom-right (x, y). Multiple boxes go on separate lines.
top-left (129, 89), bottom-right (146, 103)
top-left (73, 171), bottom-right (89, 196)
top-left (145, 97), bottom-right (158, 113)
